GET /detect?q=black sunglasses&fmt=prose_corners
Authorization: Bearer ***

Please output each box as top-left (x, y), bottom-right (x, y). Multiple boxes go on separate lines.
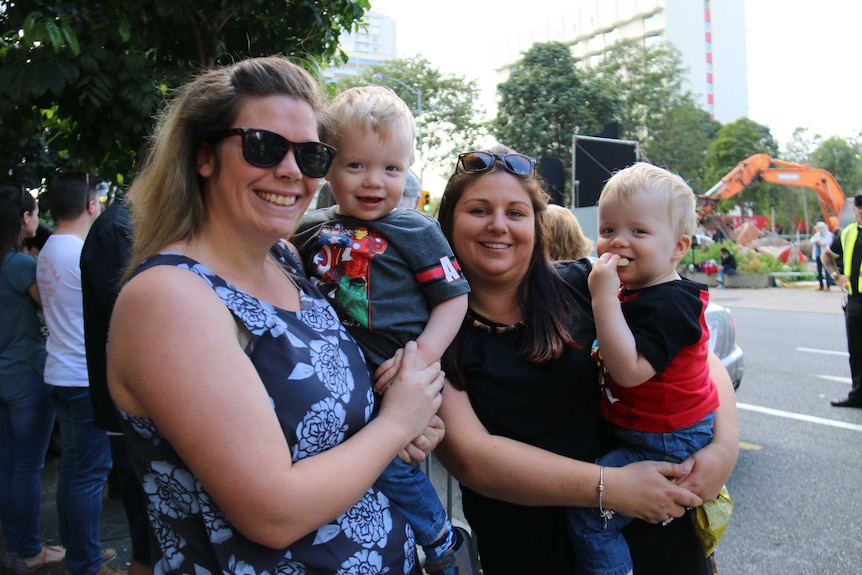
top-left (210, 128), bottom-right (336, 178)
top-left (855, 196), bottom-right (862, 208)
top-left (458, 152), bottom-right (536, 176)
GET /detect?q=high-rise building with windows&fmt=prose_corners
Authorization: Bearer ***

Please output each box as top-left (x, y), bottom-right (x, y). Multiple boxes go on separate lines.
top-left (497, 0), bottom-right (747, 124)
top-left (324, 11), bottom-right (397, 80)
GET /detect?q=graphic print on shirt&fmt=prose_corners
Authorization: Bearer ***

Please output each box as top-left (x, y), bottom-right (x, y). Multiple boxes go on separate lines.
top-left (312, 223), bottom-right (387, 329)
top-left (591, 339), bottom-right (621, 405)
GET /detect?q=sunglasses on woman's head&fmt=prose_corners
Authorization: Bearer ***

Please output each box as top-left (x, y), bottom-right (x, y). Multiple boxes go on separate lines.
top-left (458, 152), bottom-right (536, 176)
top-left (210, 128), bottom-right (336, 178)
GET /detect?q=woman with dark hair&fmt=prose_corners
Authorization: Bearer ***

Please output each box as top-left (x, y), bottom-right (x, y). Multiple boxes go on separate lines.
top-left (432, 145), bottom-right (738, 574)
top-left (0, 185), bottom-right (65, 574)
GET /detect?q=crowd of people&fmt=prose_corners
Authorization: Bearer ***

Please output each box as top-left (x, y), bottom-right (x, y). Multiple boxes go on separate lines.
top-left (0, 54), bottom-right (750, 575)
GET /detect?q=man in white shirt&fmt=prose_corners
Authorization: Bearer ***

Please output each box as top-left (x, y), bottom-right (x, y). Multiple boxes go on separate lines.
top-left (37, 173), bottom-right (125, 575)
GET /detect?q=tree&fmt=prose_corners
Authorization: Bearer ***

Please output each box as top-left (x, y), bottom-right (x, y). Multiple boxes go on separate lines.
top-left (704, 118), bottom-right (783, 223)
top-left (336, 56), bottom-right (488, 182)
top-left (642, 101), bottom-right (721, 195)
top-left (782, 127), bottom-right (820, 165)
top-left (493, 41), bottom-right (620, 194)
top-left (594, 39), bottom-right (718, 190)
top-left (809, 136), bottom-right (862, 196)
top-left (0, 0), bottom-right (369, 188)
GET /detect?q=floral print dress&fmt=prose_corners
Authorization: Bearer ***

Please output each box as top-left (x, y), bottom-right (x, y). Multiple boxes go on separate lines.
top-left (118, 243), bottom-right (419, 575)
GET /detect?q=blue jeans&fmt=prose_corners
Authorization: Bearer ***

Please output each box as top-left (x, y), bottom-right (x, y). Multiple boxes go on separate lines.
top-left (567, 413), bottom-right (715, 575)
top-left (0, 371), bottom-right (55, 558)
top-left (815, 249), bottom-right (834, 288)
top-left (718, 268), bottom-right (736, 285)
top-left (47, 385), bottom-right (113, 575)
top-left (374, 456), bottom-right (447, 546)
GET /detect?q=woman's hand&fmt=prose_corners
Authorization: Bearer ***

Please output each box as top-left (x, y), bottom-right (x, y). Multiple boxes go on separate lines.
top-left (603, 461), bottom-right (702, 524)
top-left (373, 348), bottom-right (402, 395)
top-left (399, 415), bottom-right (445, 465)
top-left (377, 341), bottom-right (444, 444)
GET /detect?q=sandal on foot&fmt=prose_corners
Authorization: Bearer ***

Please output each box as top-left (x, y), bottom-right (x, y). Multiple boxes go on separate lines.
top-left (17, 544), bottom-right (66, 574)
top-left (423, 526), bottom-right (478, 575)
top-left (101, 548), bottom-right (118, 563)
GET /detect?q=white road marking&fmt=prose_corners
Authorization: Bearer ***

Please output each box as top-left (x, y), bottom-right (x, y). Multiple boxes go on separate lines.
top-left (796, 347), bottom-right (848, 357)
top-left (816, 374), bottom-right (852, 384)
top-left (738, 402), bottom-right (862, 432)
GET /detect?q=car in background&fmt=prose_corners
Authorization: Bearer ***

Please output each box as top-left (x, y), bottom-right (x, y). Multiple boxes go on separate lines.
top-left (706, 301), bottom-right (744, 389)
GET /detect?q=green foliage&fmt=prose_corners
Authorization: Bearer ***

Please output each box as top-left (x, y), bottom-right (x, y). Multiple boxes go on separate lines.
top-left (493, 41), bottom-right (620, 194)
top-left (0, 0), bottom-right (369, 187)
top-left (642, 101), bottom-right (721, 194)
top-left (334, 56), bottom-right (488, 181)
top-left (703, 118), bottom-right (779, 216)
top-left (595, 40), bottom-right (690, 140)
top-left (694, 242), bottom-right (809, 275)
top-left (808, 136), bottom-right (862, 195)
top-left (593, 39), bottom-right (722, 191)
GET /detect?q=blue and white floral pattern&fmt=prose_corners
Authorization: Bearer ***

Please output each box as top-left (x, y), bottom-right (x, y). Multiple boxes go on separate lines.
top-left (118, 244), bottom-right (419, 574)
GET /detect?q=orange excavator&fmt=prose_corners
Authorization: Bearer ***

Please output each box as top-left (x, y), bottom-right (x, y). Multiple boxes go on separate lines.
top-left (698, 153), bottom-right (848, 230)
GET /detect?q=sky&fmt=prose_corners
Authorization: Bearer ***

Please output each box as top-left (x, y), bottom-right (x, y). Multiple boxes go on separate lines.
top-left (369, 0), bottom-right (862, 150)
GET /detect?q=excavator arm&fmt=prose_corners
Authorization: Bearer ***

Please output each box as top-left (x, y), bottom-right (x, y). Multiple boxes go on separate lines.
top-left (698, 153), bottom-right (847, 229)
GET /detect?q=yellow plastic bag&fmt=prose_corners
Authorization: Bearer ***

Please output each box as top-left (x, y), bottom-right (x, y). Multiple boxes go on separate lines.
top-left (692, 485), bottom-right (733, 556)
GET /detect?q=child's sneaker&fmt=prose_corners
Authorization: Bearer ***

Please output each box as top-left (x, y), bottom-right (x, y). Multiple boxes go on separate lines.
top-left (423, 526), bottom-right (477, 575)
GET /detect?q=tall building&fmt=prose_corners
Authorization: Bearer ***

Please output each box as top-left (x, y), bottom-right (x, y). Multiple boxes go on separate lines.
top-left (324, 11), bottom-right (397, 81)
top-left (496, 0), bottom-right (748, 125)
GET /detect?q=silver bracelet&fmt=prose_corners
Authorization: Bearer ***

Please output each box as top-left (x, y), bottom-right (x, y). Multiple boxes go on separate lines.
top-left (598, 465), bottom-right (616, 528)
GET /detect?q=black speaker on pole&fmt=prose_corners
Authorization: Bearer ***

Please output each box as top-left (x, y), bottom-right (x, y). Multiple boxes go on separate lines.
top-left (572, 130), bottom-right (638, 207)
top-left (539, 155), bottom-right (566, 206)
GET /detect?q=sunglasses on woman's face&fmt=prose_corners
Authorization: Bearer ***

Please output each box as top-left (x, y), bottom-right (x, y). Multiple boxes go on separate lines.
top-left (210, 128), bottom-right (336, 178)
top-left (458, 152), bottom-right (536, 176)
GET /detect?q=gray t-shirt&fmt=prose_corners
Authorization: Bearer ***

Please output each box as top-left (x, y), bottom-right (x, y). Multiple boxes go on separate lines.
top-left (1, 252), bottom-right (46, 398)
top-left (294, 207), bottom-right (470, 369)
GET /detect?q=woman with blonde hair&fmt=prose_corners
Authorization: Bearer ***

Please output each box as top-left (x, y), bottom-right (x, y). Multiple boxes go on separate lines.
top-left (108, 56), bottom-right (443, 574)
top-left (542, 203), bottom-right (594, 260)
top-left (811, 221), bottom-right (834, 290)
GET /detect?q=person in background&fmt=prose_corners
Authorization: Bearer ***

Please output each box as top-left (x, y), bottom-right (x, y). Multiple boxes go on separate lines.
top-left (810, 221), bottom-right (834, 291)
top-left (107, 56), bottom-right (443, 574)
top-left (37, 173), bottom-right (123, 575)
top-left (22, 222), bottom-right (55, 258)
top-left (81, 181), bottom-right (154, 575)
top-left (293, 85), bottom-right (474, 575)
top-left (542, 203), bottom-right (594, 261)
top-left (423, 145), bottom-right (738, 574)
top-left (832, 225), bottom-right (844, 270)
top-left (399, 169), bottom-right (422, 211)
top-left (822, 191), bottom-right (862, 409)
top-left (717, 246), bottom-right (737, 289)
top-left (21, 222), bottom-right (53, 341)
top-left (566, 162), bottom-right (722, 575)
top-left (0, 185), bottom-right (66, 575)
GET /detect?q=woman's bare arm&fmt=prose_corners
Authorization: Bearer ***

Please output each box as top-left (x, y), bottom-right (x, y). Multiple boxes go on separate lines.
top-left (27, 281), bottom-right (41, 306)
top-left (434, 379), bottom-right (701, 523)
top-left (108, 266), bottom-right (443, 548)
